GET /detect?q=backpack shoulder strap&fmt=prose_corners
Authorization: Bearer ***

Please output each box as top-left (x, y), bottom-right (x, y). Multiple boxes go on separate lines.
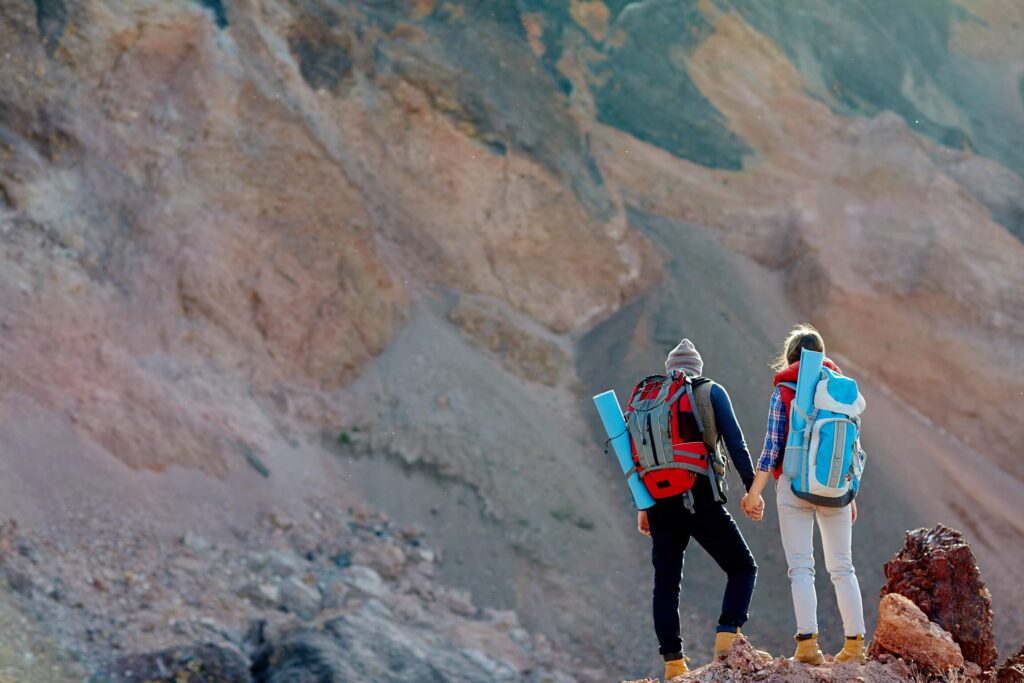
top-left (690, 379), bottom-right (719, 451)
top-left (691, 379), bottom-right (728, 501)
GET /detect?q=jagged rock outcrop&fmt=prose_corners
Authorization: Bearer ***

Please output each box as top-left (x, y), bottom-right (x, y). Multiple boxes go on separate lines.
top-left (98, 643), bottom-right (251, 683)
top-left (874, 593), bottom-right (965, 674)
top-left (995, 645), bottom-right (1024, 683)
top-left (870, 525), bottom-right (997, 670)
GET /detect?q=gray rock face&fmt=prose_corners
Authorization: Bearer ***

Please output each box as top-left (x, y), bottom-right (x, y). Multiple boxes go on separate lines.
top-left (97, 643), bottom-right (251, 683)
top-left (250, 612), bottom-right (502, 683)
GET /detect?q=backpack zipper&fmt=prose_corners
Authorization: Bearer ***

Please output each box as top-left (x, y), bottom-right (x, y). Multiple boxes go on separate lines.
top-left (646, 414), bottom-right (660, 465)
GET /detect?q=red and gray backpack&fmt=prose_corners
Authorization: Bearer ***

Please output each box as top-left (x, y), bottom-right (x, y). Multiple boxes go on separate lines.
top-left (625, 371), bottom-right (722, 507)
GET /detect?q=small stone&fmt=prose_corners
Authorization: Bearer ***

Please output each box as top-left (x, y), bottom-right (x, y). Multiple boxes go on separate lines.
top-left (319, 576), bottom-right (350, 610)
top-left (43, 576), bottom-right (66, 602)
top-left (442, 589), bottom-right (476, 617)
top-left (341, 565), bottom-right (388, 599)
top-left (255, 549), bottom-right (305, 578)
top-left (353, 543), bottom-right (407, 580)
top-left (16, 539), bottom-right (43, 564)
top-left (239, 581), bottom-right (280, 606)
top-left (4, 567), bottom-right (34, 597)
top-left (268, 510), bottom-right (294, 531)
top-left (279, 575), bottom-right (322, 621)
top-left (181, 531), bottom-right (211, 554)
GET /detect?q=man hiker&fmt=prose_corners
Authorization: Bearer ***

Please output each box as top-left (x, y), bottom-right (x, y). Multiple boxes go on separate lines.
top-left (631, 339), bottom-right (770, 679)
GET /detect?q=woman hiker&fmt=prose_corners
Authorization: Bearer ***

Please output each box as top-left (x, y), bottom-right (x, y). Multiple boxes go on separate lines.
top-left (636, 339), bottom-right (771, 680)
top-left (741, 324), bottom-right (868, 665)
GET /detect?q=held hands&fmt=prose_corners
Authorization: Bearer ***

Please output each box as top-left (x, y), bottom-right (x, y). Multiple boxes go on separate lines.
top-left (637, 510), bottom-right (651, 537)
top-left (638, 492), bottom-right (769, 533)
top-left (741, 492), bottom-right (765, 522)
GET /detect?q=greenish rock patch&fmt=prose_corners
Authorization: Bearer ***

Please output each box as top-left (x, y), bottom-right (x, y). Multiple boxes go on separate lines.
top-left (195, 0), bottom-right (228, 29)
top-left (33, 0), bottom-right (66, 55)
top-left (722, 0), bottom-right (1024, 180)
top-left (590, 0), bottom-right (750, 170)
top-left (288, 12), bottom-right (354, 93)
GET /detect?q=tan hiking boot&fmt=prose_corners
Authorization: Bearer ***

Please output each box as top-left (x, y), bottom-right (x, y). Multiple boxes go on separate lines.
top-left (714, 630), bottom-right (772, 660)
top-left (834, 635), bottom-right (867, 664)
top-left (664, 655), bottom-right (689, 681)
top-left (792, 634), bottom-right (825, 665)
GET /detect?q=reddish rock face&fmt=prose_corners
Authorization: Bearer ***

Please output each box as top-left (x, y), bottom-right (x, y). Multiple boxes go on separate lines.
top-left (870, 525), bottom-right (997, 670)
top-left (995, 645), bottom-right (1024, 683)
top-left (874, 594), bottom-right (965, 674)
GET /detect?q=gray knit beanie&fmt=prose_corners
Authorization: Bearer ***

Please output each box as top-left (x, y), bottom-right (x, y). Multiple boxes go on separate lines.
top-left (665, 338), bottom-right (703, 377)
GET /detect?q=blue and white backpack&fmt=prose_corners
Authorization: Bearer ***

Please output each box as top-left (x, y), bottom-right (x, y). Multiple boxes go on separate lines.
top-left (781, 367), bottom-right (866, 507)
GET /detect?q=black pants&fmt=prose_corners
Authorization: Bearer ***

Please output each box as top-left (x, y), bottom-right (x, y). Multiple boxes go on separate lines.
top-left (648, 491), bottom-right (758, 657)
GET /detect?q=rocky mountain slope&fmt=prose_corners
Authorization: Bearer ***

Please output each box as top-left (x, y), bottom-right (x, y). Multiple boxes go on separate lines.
top-left (1, 0), bottom-right (1023, 679)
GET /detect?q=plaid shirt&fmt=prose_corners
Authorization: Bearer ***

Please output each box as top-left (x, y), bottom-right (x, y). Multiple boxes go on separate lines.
top-left (757, 387), bottom-right (787, 473)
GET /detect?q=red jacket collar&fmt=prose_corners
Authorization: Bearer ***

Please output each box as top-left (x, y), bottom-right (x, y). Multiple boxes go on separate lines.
top-left (774, 358), bottom-right (840, 387)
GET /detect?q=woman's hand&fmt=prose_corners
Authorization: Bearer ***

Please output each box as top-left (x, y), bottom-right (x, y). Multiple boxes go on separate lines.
top-left (851, 500), bottom-right (858, 525)
top-left (743, 471), bottom-right (772, 523)
top-left (741, 493), bottom-right (765, 522)
top-left (637, 510), bottom-right (651, 537)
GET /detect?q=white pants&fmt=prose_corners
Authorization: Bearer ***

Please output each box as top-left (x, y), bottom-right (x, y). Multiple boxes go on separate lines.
top-left (776, 479), bottom-right (865, 637)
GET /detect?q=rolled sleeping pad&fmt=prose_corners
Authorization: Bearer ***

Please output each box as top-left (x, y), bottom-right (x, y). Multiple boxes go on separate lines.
top-left (593, 389), bottom-right (657, 510)
top-left (783, 348), bottom-right (824, 478)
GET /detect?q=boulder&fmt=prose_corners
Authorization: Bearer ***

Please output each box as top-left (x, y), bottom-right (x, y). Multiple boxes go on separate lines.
top-left (996, 644), bottom-right (1024, 683)
top-left (870, 524), bottom-right (997, 669)
top-left (97, 643), bottom-right (251, 682)
top-left (873, 593), bottom-right (964, 674)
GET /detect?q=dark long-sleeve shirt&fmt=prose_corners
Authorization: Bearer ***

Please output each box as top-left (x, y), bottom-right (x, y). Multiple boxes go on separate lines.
top-left (708, 383), bottom-right (756, 492)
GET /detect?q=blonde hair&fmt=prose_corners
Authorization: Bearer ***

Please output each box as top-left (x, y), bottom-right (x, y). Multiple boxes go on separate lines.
top-left (771, 324), bottom-right (825, 371)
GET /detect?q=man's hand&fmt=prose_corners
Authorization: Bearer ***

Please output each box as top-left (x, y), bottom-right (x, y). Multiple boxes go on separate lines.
top-left (741, 492), bottom-right (765, 522)
top-left (851, 500), bottom-right (857, 525)
top-left (637, 510), bottom-right (651, 537)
